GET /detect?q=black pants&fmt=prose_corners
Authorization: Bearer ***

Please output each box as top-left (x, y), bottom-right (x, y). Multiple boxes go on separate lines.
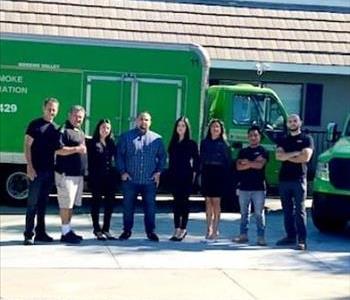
top-left (90, 187), bottom-right (115, 233)
top-left (279, 179), bottom-right (307, 241)
top-left (24, 171), bottom-right (53, 239)
top-left (173, 191), bottom-right (190, 229)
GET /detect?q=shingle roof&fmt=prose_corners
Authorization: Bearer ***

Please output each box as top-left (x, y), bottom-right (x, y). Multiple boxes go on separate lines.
top-left (1, 0), bottom-right (349, 67)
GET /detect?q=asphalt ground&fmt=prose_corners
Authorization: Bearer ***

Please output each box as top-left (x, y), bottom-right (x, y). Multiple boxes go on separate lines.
top-left (1, 198), bottom-right (349, 300)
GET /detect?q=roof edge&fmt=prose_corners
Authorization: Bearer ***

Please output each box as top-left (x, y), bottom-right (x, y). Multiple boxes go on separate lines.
top-left (0, 33), bottom-right (209, 66)
top-left (151, 0), bottom-right (350, 13)
top-left (212, 59), bottom-right (350, 76)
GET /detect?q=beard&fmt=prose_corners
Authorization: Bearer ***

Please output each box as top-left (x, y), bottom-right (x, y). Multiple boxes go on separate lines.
top-left (138, 124), bottom-right (148, 132)
top-left (289, 126), bottom-right (300, 132)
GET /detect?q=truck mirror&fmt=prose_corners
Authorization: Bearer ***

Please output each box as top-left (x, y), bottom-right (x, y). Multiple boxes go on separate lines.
top-left (326, 122), bottom-right (338, 142)
top-left (232, 141), bottom-right (243, 149)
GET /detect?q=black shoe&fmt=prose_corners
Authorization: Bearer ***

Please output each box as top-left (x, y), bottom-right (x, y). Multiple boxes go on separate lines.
top-left (295, 241), bottom-right (307, 251)
top-left (169, 235), bottom-right (179, 241)
top-left (102, 231), bottom-right (115, 240)
top-left (276, 236), bottom-right (296, 246)
top-left (94, 231), bottom-right (106, 241)
top-left (60, 231), bottom-right (81, 244)
top-left (23, 237), bottom-right (34, 246)
top-left (118, 231), bottom-right (132, 240)
top-left (71, 231), bottom-right (83, 241)
top-left (178, 231), bottom-right (187, 241)
top-left (34, 233), bottom-right (54, 243)
top-left (147, 232), bottom-right (159, 242)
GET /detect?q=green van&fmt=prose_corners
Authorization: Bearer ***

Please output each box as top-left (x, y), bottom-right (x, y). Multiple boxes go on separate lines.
top-left (312, 114), bottom-right (350, 231)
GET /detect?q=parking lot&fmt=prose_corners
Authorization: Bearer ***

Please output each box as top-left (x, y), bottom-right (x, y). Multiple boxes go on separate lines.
top-left (1, 199), bottom-right (349, 300)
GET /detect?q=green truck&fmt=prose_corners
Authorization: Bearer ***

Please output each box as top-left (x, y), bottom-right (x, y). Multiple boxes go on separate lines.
top-left (0, 33), bottom-right (289, 206)
top-left (312, 114), bottom-right (350, 232)
top-left (207, 84), bottom-right (287, 188)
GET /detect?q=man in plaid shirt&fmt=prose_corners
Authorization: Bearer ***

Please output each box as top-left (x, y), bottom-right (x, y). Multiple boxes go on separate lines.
top-left (117, 112), bottom-right (166, 242)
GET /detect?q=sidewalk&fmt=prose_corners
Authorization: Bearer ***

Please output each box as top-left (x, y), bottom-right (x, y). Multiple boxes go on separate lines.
top-left (1, 199), bottom-right (349, 300)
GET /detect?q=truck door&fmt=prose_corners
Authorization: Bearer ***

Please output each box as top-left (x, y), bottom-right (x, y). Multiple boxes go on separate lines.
top-left (85, 75), bottom-right (132, 137)
top-left (86, 75), bottom-right (183, 145)
top-left (230, 93), bottom-right (286, 187)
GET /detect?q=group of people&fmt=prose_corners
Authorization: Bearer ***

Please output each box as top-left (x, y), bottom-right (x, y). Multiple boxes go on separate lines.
top-left (23, 97), bottom-right (313, 251)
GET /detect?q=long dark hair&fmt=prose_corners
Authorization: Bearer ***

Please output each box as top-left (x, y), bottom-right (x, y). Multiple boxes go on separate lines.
top-left (92, 119), bottom-right (114, 142)
top-left (205, 118), bottom-right (227, 141)
top-left (168, 116), bottom-right (192, 152)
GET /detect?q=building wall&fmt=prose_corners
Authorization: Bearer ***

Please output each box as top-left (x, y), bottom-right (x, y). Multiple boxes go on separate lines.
top-left (210, 68), bottom-right (350, 130)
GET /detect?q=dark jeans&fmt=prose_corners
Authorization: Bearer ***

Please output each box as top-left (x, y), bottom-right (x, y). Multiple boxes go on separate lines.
top-left (24, 171), bottom-right (54, 238)
top-left (279, 179), bottom-right (307, 241)
top-left (122, 181), bottom-right (157, 233)
top-left (173, 191), bottom-right (190, 229)
top-left (90, 188), bottom-right (114, 233)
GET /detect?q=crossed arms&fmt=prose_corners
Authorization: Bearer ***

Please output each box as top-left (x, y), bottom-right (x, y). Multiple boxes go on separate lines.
top-left (275, 147), bottom-right (313, 163)
top-left (236, 155), bottom-right (267, 171)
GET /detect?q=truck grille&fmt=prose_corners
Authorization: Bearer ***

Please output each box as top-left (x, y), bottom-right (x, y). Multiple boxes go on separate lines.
top-left (329, 158), bottom-right (350, 189)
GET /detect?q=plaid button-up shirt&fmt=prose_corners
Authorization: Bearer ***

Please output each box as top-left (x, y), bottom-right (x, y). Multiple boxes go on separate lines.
top-left (117, 128), bottom-right (167, 184)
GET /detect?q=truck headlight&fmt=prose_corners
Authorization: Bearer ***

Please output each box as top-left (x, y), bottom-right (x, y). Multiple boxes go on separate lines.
top-left (316, 162), bottom-right (329, 181)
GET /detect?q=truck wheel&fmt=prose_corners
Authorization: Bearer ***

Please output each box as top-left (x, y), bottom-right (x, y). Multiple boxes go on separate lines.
top-left (2, 171), bottom-right (29, 206)
top-left (311, 197), bottom-right (347, 232)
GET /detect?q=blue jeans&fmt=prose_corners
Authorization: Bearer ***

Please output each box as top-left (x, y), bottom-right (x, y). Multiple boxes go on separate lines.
top-left (122, 181), bottom-right (157, 233)
top-left (239, 190), bottom-right (266, 237)
top-left (24, 171), bottom-right (54, 238)
top-left (279, 179), bottom-right (307, 241)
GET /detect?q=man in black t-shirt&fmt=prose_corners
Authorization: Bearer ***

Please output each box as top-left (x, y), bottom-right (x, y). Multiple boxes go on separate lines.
top-left (276, 114), bottom-right (314, 251)
top-left (233, 126), bottom-right (268, 246)
top-left (23, 98), bottom-right (59, 245)
top-left (55, 105), bottom-right (87, 244)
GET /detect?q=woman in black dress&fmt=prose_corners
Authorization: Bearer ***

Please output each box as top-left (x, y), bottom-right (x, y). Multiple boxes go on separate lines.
top-left (168, 116), bottom-right (199, 241)
top-left (87, 119), bottom-right (117, 240)
top-left (200, 119), bottom-right (231, 241)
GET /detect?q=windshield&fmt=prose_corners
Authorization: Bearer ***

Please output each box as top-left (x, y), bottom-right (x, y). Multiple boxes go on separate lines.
top-left (267, 100), bottom-right (285, 130)
top-left (345, 118), bottom-right (350, 136)
top-left (232, 94), bottom-right (285, 130)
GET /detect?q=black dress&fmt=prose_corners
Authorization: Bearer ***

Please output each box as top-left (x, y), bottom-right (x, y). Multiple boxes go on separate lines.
top-left (200, 138), bottom-right (231, 197)
top-left (168, 139), bottom-right (199, 229)
top-left (168, 139), bottom-right (199, 193)
top-left (87, 138), bottom-right (117, 233)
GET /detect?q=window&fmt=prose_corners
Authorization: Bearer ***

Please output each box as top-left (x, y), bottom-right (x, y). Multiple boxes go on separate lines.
top-left (232, 94), bottom-right (266, 126)
top-left (304, 83), bottom-right (323, 126)
top-left (345, 120), bottom-right (350, 137)
top-left (232, 92), bottom-right (287, 133)
top-left (267, 100), bottom-right (285, 130)
top-left (264, 83), bottom-right (302, 115)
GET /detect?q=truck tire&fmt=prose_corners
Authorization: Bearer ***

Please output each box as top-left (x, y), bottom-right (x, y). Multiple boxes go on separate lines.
top-left (0, 167), bottom-right (29, 206)
top-left (311, 195), bottom-right (347, 232)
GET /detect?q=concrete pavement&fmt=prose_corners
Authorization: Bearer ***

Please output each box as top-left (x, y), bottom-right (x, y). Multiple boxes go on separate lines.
top-left (1, 199), bottom-right (349, 300)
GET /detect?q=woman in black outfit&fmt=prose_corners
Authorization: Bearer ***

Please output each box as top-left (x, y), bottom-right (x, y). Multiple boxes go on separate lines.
top-left (87, 119), bottom-right (117, 240)
top-left (200, 119), bottom-right (231, 241)
top-left (168, 116), bottom-right (199, 241)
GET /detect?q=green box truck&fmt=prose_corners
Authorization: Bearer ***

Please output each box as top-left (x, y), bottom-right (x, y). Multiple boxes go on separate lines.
top-left (312, 114), bottom-right (350, 232)
top-left (0, 33), bottom-right (289, 206)
top-left (0, 33), bottom-right (209, 204)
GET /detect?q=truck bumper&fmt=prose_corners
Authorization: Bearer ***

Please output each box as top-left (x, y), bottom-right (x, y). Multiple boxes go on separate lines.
top-left (313, 192), bottom-right (350, 220)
